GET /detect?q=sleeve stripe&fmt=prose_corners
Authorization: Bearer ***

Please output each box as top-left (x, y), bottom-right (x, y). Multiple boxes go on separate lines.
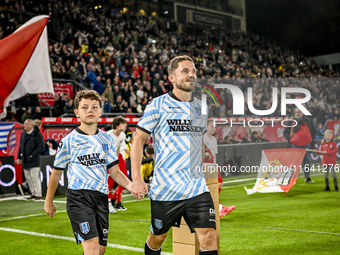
top-left (136, 125), bottom-right (151, 135)
top-left (53, 166), bottom-right (66, 170)
top-left (107, 159), bottom-right (119, 169)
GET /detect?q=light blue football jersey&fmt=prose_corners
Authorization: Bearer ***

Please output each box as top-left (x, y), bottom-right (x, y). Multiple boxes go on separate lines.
top-left (53, 128), bottom-right (119, 194)
top-left (137, 92), bottom-right (208, 201)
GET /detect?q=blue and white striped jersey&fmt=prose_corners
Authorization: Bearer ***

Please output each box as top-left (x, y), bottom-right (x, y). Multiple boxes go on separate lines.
top-left (137, 92), bottom-right (208, 201)
top-left (53, 127), bottom-right (119, 194)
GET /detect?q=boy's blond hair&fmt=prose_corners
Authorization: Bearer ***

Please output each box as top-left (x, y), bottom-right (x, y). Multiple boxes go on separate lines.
top-left (324, 129), bottom-right (334, 135)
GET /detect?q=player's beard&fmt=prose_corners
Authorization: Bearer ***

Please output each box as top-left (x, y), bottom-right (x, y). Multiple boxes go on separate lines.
top-left (176, 78), bottom-right (196, 92)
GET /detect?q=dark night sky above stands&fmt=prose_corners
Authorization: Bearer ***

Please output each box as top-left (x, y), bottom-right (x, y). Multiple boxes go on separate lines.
top-left (245, 0), bottom-right (340, 56)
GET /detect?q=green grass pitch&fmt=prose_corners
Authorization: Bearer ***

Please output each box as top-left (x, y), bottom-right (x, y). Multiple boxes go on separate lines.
top-left (1, 172), bottom-right (340, 255)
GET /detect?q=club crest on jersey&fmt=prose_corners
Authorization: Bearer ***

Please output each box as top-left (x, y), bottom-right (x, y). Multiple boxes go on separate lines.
top-left (195, 107), bottom-right (201, 116)
top-left (154, 219), bottom-right (162, 229)
top-left (80, 222), bottom-right (90, 234)
top-left (140, 112), bottom-right (145, 121)
top-left (102, 143), bottom-right (109, 152)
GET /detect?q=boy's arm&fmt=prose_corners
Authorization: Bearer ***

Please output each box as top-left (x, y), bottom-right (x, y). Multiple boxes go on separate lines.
top-left (44, 169), bottom-right (63, 218)
top-left (131, 129), bottom-right (149, 198)
top-left (108, 164), bottom-right (132, 192)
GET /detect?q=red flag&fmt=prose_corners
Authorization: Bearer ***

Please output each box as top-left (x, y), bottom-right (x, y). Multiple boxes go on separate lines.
top-left (245, 149), bottom-right (306, 194)
top-left (0, 15), bottom-right (54, 119)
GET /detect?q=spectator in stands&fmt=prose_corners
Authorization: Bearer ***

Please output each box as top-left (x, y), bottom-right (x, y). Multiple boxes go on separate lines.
top-left (284, 108), bottom-right (316, 183)
top-left (152, 73), bottom-right (161, 88)
top-left (93, 76), bottom-right (104, 95)
top-left (259, 133), bottom-right (269, 142)
top-left (32, 106), bottom-right (42, 120)
top-left (251, 131), bottom-right (261, 143)
top-left (101, 95), bottom-right (112, 114)
top-left (67, 65), bottom-right (78, 81)
top-left (112, 95), bottom-right (125, 113)
top-left (102, 85), bottom-right (114, 104)
top-left (16, 119), bottom-right (44, 201)
top-left (3, 3), bottom-right (340, 123)
top-left (129, 85), bottom-right (137, 107)
top-left (21, 107), bottom-right (34, 123)
top-left (316, 123), bottom-right (324, 139)
top-left (241, 133), bottom-right (251, 143)
top-left (221, 136), bottom-right (232, 144)
top-left (53, 95), bottom-right (65, 117)
top-left (136, 85), bottom-right (144, 103)
top-left (63, 99), bottom-right (75, 114)
top-left (15, 93), bottom-right (40, 122)
top-left (317, 106), bottom-right (327, 126)
top-left (230, 134), bottom-right (239, 144)
top-left (112, 85), bottom-right (122, 101)
top-left (87, 65), bottom-right (97, 89)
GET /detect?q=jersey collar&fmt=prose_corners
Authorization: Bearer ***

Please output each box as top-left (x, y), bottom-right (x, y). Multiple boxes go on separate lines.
top-left (76, 127), bottom-right (99, 135)
top-left (168, 91), bottom-right (194, 102)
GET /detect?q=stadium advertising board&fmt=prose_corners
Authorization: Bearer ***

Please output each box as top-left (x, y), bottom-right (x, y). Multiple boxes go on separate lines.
top-left (175, 4), bottom-right (231, 29)
top-left (0, 156), bottom-right (16, 194)
top-left (38, 83), bottom-right (73, 106)
top-left (40, 155), bottom-right (68, 196)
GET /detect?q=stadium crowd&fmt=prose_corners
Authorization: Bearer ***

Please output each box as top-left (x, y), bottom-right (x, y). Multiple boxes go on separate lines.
top-left (1, 0), bottom-right (340, 130)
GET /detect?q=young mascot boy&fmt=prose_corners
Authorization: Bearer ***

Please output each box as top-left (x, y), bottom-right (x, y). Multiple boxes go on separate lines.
top-left (318, 129), bottom-right (338, 191)
top-left (44, 90), bottom-right (141, 255)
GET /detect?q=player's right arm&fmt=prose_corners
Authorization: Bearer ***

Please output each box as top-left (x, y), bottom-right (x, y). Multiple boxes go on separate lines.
top-left (131, 128), bottom-right (149, 197)
top-left (44, 169), bottom-right (63, 218)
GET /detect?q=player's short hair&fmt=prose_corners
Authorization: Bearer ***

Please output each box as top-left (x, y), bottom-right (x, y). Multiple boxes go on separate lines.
top-left (145, 146), bottom-right (154, 155)
top-left (167, 55), bottom-right (194, 75)
top-left (74, 90), bottom-right (101, 109)
top-left (112, 116), bottom-right (128, 129)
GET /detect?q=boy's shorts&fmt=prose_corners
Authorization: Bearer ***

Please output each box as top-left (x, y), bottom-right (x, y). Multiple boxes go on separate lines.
top-left (67, 189), bottom-right (109, 246)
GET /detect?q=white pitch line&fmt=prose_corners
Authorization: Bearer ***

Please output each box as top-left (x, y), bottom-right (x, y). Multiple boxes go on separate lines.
top-left (0, 210), bottom-right (66, 222)
top-left (0, 227), bottom-right (173, 255)
top-left (228, 225), bottom-right (340, 236)
top-left (260, 226), bottom-right (340, 236)
top-left (0, 196), bottom-right (27, 202)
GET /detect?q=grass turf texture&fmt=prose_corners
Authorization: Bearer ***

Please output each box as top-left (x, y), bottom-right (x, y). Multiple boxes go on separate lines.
top-left (1, 172), bottom-right (340, 254)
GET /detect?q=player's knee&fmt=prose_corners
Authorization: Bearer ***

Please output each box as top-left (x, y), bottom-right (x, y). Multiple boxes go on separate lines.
top-left (218, 182), bottom-right (223, 189)
top-left (82, 239), bottom-right (101, 255)
top-left (99, 246), bottom-right (106, 255)
top-left (199, 228), bottom-right (217, 250)
top-left (150, 232), bottom-right (168, 246)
